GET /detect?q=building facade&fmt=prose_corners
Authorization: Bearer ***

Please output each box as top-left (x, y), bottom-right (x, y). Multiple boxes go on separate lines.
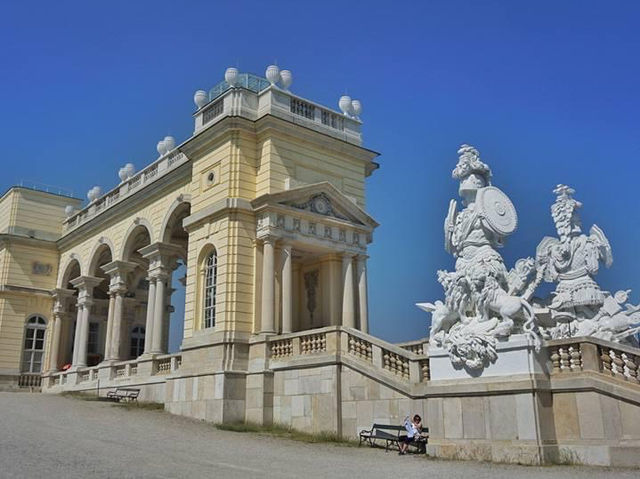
top-left (1, 67), bottom-right (639, 468)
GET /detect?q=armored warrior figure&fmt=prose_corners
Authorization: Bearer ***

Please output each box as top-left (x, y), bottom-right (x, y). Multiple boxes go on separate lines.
top-left (534, 185), bottom-right (640, 343)
top-left (421, 145), bottom-right (540, 370)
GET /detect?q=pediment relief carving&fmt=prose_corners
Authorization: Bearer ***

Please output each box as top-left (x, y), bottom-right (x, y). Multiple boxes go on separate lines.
top-left (287, 193), bottom-right (350, 222)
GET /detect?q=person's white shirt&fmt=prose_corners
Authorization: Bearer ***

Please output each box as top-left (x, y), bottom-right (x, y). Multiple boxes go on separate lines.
top-left (403, 418), bottom-right (418, 438)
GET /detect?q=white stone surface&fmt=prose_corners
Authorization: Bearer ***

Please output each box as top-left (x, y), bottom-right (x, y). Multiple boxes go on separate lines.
top-left (429, 335), bottom-right (547, 380)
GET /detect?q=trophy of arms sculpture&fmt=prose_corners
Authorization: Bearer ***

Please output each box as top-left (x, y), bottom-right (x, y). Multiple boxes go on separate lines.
top-left (420, 145), bottom-right (541, 370)
top-left (533, 185), bottom-right (640, 343)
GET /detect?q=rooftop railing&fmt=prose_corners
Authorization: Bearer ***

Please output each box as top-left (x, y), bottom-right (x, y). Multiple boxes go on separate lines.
top-left (63, 149), bottom-right (188, 234)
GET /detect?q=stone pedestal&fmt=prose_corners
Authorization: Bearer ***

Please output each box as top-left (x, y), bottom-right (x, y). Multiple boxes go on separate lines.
top-left (429, 334), bottom-right (548, 380)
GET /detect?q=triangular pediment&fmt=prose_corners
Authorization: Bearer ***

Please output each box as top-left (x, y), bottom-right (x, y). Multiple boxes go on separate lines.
top-left (252, 182), bottom-right (378, 229)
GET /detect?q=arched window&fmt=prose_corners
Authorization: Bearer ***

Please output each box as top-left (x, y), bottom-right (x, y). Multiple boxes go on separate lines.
top-left (203, 250), bottom-right (217, 328)
top-left (130, 326), bottom-right (145, 358)
top-left (22, 316), bottom-right (47, 373)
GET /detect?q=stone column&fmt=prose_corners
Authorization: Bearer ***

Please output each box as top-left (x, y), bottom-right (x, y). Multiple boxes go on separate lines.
top-left (151, 273), bottom-right (168, 353)
top-left (76, 299), bottom-right (92, 368)
top-left (143, 278), bottom-right (156, 355)
top-left (139, 242), bottom-right (183, 355)
top-left (261, 237), bottom-right (276, 334)
top-left (103, 293), bottom-right (116, 360)
top-left (69, 276), bottom-right (103, 368)
top-left (356, 255), bottom-right (369, 334)
top-left (101, 261), bottom-right (136, 361)
top-left (281, 244), bottom-right (293, 334)
top-left (341, 254), bottom-right (356, 328)
top-left (48, 314), bottom-right (62, 372)
top-left (71, 305), bottom-right (83, 366)
top-left (109, 290), bottom-right (126, 360)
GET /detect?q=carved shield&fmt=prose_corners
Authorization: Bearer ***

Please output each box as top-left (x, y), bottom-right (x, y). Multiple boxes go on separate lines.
top-left (476, 186), bottom-right (518, 236)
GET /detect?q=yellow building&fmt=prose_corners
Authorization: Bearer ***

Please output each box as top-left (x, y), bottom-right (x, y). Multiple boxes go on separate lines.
top-left (0, 186), bottom-right (82, 387)
top-left (0, 67), bottom-right (379, 390)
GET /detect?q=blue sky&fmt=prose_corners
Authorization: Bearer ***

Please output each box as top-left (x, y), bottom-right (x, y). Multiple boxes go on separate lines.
top-left (2, 1), bottom-right (638, 345)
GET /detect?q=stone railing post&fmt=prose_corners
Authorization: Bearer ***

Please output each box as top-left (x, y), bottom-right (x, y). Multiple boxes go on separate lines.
top-left (291, 336), bottom-right (301, 356)
top-left (409, 359), bottom-right (421, 383)
top-left (325, 329), bottom-right (340, 354)
top-left (372, 343), bottom-right (383, 369)
top-left (579, 341), bottom-right (601, 372)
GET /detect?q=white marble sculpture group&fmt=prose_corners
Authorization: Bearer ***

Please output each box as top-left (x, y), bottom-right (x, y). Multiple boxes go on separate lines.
top-left (421, 145), bottom-right (640, 370)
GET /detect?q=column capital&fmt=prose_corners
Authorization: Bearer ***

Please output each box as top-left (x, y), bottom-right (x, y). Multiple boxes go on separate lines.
top-left (140, 242), bottom-right (183, 277)
top-left (70, 276), bottom-right (103, 304)
top-left (70, 275), bottom-right (103, 293)
top-left (341, 252), bottom-right (356, 261)
top-left (259, 234), bottom-right (279, 246)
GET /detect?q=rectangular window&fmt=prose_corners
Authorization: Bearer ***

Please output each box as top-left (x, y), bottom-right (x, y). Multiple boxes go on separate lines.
top-left (88, 322), bottom-right (99, 354)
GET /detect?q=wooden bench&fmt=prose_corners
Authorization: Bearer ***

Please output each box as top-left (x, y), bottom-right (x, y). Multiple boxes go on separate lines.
top-left (359, 423), bottom-right (429, 453)
top-left (106, 387), bottom-right (140, 402)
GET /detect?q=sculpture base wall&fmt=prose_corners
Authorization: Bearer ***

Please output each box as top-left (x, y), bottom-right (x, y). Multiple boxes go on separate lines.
top-left (429, 335), bottom-right (547, 380)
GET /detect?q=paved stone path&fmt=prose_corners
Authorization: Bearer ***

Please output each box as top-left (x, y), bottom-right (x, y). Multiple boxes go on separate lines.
top-left (0, 392), bottom-right (637, 478)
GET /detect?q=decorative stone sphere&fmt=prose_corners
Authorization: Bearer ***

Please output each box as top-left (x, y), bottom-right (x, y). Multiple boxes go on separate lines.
top-left (124, 163), bottom-right (136, 178)
top-left (265, 65), bottom-right (280, 85)
top-left (193, 90), bottom-right (208, 109)
top-left (157, 140), bottom-right (168, 156)
top-left (64, 205), bottom-right (75, 217)
top-left (351, 99), bottom-right (362, 117)
top-left (118, 167), bottom-right (128, 182)
top-left (87, 186), bottom-right (102, 202)
top-left (279, 70), bottom-right (293, 90)
top-left (164, 136), bottom-right (176, 151)
top-left (338, 95), bottom-right (353, 116)
top-left (225, 67), bottom-right (239, 87)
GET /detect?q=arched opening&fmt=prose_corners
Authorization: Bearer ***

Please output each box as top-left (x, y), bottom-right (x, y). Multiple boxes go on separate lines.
top-left (121, 223), bottom-right (152, 359)
top-left (22, 316), bottom-right (47, 373)
top-left (59, 258), bottom-right (81, 368)
top-left (87, 243), bottom-right (113, 366)
top-left (161, 202), bottom-right (191, 353)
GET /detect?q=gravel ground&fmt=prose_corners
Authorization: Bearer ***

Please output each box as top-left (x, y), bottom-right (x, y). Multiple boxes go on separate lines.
top-left (0, 392), bottom-right (637, 479)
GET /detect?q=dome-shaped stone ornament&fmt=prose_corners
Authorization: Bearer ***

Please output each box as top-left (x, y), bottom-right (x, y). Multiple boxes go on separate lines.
top-left (194, 90), bottom-right (208, 109)
top-left (118, 167), bottom-right (128, 182)
top-left (280, 70), bottom-right (293, 90)
top-left (266, 65), bottom-right (280, 85)
top-left (64, 205), bottom-right (75, 217)
top-left (476, 186), bottom-right (518, 236)
top-left (225, 67), bottom-right (239, 87)
top-left (157, 140), bottom-right (167, 156)
top-left (87, 186), bottom-right (102, 203)
top-left (124, 163), bottom-right (135, 178)
top-left (351, 99), bottom-right (362, 117)
top-left (164, 136), bottom-right (175, 152)
top-left (339, 95), bottom-right (353, 116)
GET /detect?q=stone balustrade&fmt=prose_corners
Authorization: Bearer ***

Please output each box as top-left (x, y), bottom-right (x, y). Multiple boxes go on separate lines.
top-left (18, 373), bottom-right (42, 388)
top-left (44, 353), bottom-right (183, 391)
top-left (63, 150), bottom-right (188, 234)
top-left (547, 336), bottom-right (640, 385)
top-left (396, 338), bottom-right (429, 356)
top-left (266, 326), bottom-right (428, 383)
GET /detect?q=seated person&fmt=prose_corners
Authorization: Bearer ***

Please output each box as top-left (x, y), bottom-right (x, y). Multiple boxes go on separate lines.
top-left (399, 414), bottom-right (422, 455)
